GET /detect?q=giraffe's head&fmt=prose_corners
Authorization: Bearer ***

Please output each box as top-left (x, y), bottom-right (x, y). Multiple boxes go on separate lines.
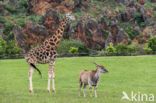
top-left (65, 12), bottom-right (75, 21)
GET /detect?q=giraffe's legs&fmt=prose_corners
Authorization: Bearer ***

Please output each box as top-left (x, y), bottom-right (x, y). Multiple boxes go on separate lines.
top-left (47, 60), bottom-right (56, 93)
top-left (47, 64), bottom-right (52, 93)
top-left (51, 61), bottom-right (56, 93)
top-left (28, 66), bottom-right (34, 93)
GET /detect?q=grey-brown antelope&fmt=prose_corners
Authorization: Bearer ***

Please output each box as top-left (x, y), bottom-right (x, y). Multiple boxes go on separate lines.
top-left (79, 62), bottom-right (108, 97)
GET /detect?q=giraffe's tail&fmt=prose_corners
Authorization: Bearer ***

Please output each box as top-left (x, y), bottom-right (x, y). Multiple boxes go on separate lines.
top-left (30, 63), bottom-right (42, 78)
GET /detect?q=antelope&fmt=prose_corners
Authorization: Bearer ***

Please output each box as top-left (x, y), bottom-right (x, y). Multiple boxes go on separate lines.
top-left (79, 62), bottom-right (108, 97)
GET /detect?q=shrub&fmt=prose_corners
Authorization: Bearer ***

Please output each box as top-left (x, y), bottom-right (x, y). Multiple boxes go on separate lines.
top-left (78, 45), bottom-right (90, 56)
top-left (4, 22), bottom-right (14, 31)
top-left (2, 4), bottom-right (16, 13)
top-left (69, 47), bottom-right (78, 54)
top-left (21, 0), bottom-right (28, 8)
top-left (131, 43), bottom-right (144, 55)
top-left (0, 39), bottom-right (22, 58)
top-left (147, 36), bottom-right (156, 51)
top-left (134, 12), bottom-right (145, 26)
top-left (5, 40), bottom-right (22, 55)
top-left (143, 43), bottom-right (152, 54)
top-left (125, 27), bottom-right (140, 40)
top-left (0, 16), bottom-right (6, 23)
top-left (115, 43), bottom-right (128, 55)
top-left (115, 43), bottom-right (136, 56)
top-left (57, 39), bottom-right (90, 55)
top-left (106, 42), bottom-right (116, 56)
top-left (4, 22), bottom-right (14, 41)
top-left (97, 50), bottom-right (105, 56)
top-left (0, 38), bottom-right (6, 55)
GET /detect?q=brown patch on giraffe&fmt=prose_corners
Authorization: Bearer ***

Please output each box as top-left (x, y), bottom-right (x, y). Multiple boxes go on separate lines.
top-left (51, 48), bottom-right (54, 51)
top-left (50, 42), bottom-right (55, 45)
top-left (44, 40), bottom-right (49, 45)
top-left (46, 45), bottom-right (50, 48)
top-left (56, 41), bottom-right (59, 45)
top-left (57, 29), bottom-right (61, 34)
top-left (50, 38), bottom-right (54, 42)
top-left (46, 52), bottom-right (49, 56)
top-left (58, 35), bottom-right (61, 39)
top-left (60, 28), bottom-right (64, 31)
top-left (54, 38), bottom-right (57, 42)
top-left (63, 25), bottom-right (66, 28)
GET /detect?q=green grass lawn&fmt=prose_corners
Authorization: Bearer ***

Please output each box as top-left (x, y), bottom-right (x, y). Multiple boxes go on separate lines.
top-left (0, 55), bottom-right (156, 103)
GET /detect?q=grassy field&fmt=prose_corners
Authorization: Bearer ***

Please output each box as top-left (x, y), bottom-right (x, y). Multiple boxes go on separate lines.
top-left (0, 55), bottom-right (156, 103)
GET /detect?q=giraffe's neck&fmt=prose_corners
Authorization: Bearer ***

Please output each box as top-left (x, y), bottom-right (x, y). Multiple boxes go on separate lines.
top-left (44, 17), bottom-right (67, 48)
top-left (54, 18), bottom-right (67, 47)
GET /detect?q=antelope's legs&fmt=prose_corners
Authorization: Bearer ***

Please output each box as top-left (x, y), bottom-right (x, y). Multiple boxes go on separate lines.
top-left (94, 86), bottom-right (98, 97)
top-left (79, 82), bottom-right (82, 96)
top-left (83, 84), bottom-right (87, 97)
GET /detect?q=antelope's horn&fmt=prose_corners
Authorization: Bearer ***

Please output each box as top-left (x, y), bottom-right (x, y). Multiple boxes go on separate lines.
top-left (93, 62), bottom-right (99, 66)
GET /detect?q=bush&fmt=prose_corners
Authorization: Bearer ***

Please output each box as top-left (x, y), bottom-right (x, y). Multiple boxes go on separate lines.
top-left (134, 12), bottom-right (145, 27)
top-left (57, 39), bottom-right (90, 55)
top-left (115, 43), bottom-right (128, 55)
top-left (143, 43), bottom-right (152, 54)
top-left (0, 39), bottom-right (22, 58)
top-left (0, 16), bottom-right (6, 23)
top-left (115, 43), bottom-right (136, 56)
top-left (5, 40), bottom-right (22, 55)
top-left (125, 27), bottom-right (140, 40)
top-left (2, 4), bottom-right (16, 13)
top-left (0, 38), bottom-right (7, 55)
top-left (21, 0), bottom-right (28, 8)
top-left (97, 50), bottom-right (105, 56)
top-left (4, 22), bottom-right (14, 41)
top-left (69, 47), bottom-right (78, 54)
top-left (147, 36), bottom-right (156, 51)
top-left (106, 42), bottom-right (116, 56)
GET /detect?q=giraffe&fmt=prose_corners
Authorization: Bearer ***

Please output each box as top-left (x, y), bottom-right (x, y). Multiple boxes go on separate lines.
top-left (25, 12), bottom-right (75, 93)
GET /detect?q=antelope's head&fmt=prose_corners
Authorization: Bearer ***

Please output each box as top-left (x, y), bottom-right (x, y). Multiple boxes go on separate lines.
top-left (93, 62), bottom-right (108, 73)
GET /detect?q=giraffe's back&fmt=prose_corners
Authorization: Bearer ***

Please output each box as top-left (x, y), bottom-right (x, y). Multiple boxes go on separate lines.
top-left (25, 45), bottom-right (57, 64)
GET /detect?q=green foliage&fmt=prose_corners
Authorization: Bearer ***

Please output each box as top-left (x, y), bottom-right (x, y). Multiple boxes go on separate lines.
top-left (4, 22), bottom-right (14, 40)
top-left (2, 4), bottom-right (16, 13)
top-left (146, 36), bottom-right (156, 51)
top-left (115, 43), bottom-right (128, 55)
top-left (125, 27), bottom-right (140, 40)
top-left (5, 40), bottom-right (22, 55)
top-left (134, 12), bottom-right (146, 27)
top-left (0, 39), bottom-right (22, 58)
top-left (0, 16), bottom-right (6, 23)
top-left (57, 40), bottom-right (89, 55)
top-left (102, 29), bottom-right (109, 37)
top-left (106, 42), bottom-right (116, 56)
top-left (143, 1), bottom-right (156, 10)
top-left (69, 47), bottom-right (78, 54)
top-left (115, 43), bottom-right (136, 56)
top-left (97, 49), bottom-right (105, 56)
top-left (143, 43), bottom-right (152, 54)
top-left (106, 43), bottom-right (116, 52)
top-left (0, 38), bottom-right (6, 55)
top-left (4, 22), bottom-right (14, 31)
top-left (78, 45), bottom-right (90, 56)
top-left (21, 0), bottom-right (28, 8)
top-left (119, 22), bottom-right (132, 28)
